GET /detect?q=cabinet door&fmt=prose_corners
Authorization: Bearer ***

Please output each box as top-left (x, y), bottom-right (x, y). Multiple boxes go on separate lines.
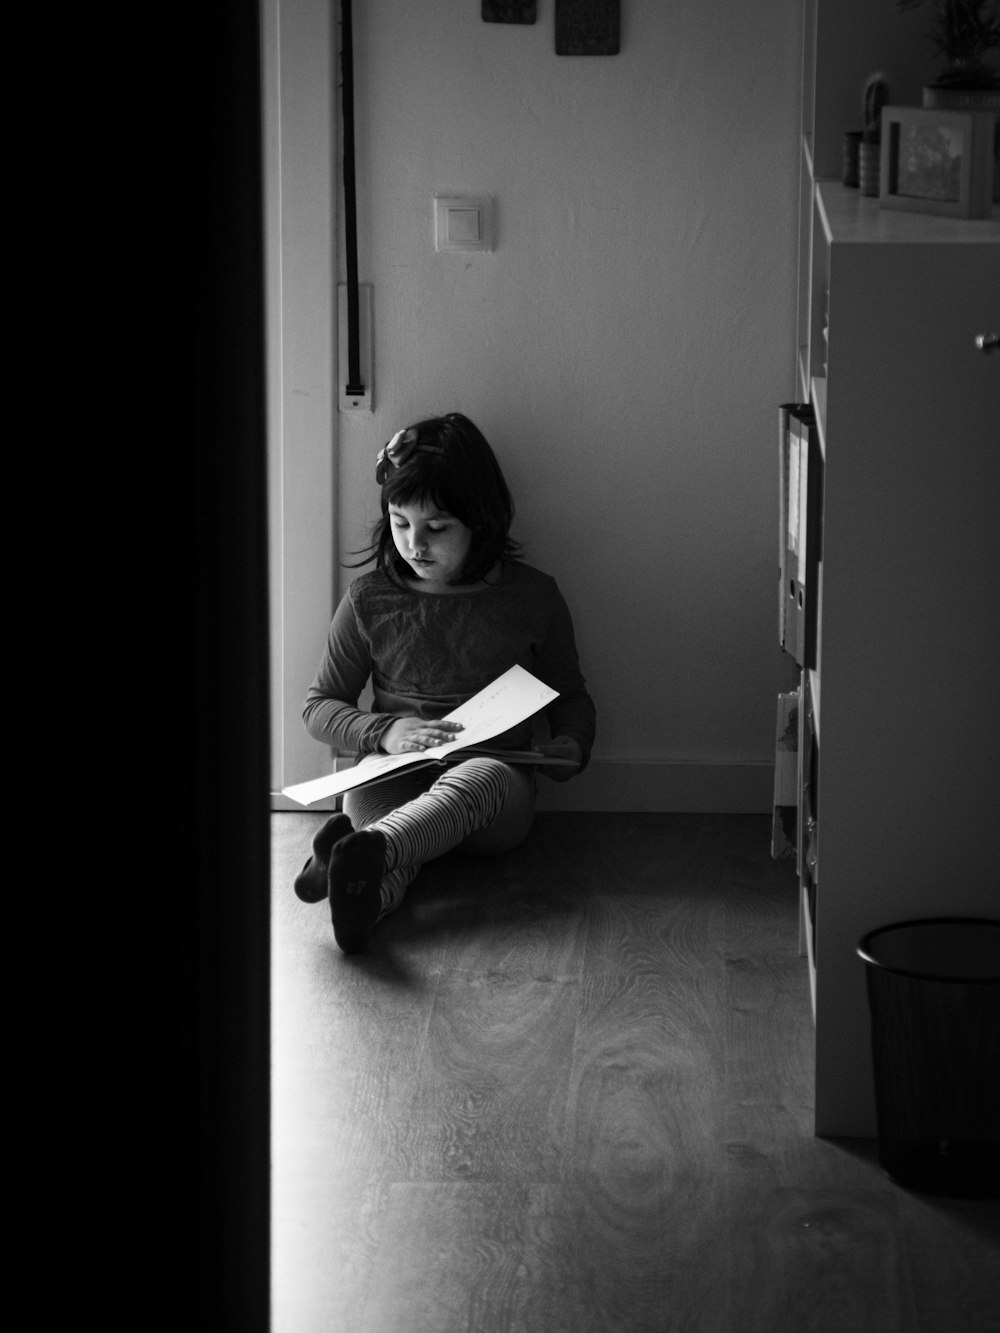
top-left (813, 239), bottom-right (1000, 1137)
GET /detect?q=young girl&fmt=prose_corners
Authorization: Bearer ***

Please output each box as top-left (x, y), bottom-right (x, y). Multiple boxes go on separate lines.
top-left (293, 413), bottom-right (596, 953)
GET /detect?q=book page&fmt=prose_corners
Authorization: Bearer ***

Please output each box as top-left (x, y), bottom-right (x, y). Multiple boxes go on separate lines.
top-left (281, 665), bottom-right (559, 806)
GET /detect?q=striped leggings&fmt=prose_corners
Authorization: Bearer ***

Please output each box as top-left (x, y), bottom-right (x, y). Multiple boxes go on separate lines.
top-left (343, 756), bottom-right (535, 919)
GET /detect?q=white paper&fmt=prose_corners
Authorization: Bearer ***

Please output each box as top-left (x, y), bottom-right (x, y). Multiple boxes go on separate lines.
top-left (787, 423), bottom-right (801, 556)
top-left (796, 428), bottom-right (809, 587)
top-left (281, 664), bottom-right (559, 807)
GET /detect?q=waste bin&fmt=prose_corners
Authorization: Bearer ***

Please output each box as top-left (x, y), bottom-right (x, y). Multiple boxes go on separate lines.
top-left (857, 917), bottom-right (1000, 1198)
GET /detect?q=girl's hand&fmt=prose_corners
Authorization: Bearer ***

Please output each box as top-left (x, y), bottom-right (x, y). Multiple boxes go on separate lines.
top-left (537, 736), bottom-right (583, 782)
top-left (380, 717), bottom-right (464, 755)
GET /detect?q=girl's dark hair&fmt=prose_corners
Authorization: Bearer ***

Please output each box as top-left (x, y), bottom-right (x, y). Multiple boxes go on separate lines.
top-left (353, 413), bottom-right (522, 586)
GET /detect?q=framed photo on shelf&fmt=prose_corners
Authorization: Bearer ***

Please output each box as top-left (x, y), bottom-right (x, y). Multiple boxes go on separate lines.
top-left (879, 106), bottom-right (996, 219)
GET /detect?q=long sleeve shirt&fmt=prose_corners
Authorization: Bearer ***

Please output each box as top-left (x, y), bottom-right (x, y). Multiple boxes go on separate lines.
top-left (303, 560), bottom-right (596, 765)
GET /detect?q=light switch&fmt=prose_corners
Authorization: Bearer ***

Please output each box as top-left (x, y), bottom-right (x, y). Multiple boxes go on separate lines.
top-left (448, 209), bottom-right (482, 244)
top-left (434, 195), bottom-right (494, 252)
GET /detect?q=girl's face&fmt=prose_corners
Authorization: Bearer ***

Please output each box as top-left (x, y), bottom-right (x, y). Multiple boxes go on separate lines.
top-left (388, 500), bottom-right (473, 591)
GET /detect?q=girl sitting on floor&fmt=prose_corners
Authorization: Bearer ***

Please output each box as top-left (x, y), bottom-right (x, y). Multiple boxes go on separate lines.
top-left (294, 412), bottom-right (596, 953)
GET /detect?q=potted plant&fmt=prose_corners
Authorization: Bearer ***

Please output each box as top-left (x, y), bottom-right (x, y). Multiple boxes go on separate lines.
top-left (898, 1), bottom-right (1000, 106)
top-left (901, 2), bottom-right (1000, 202)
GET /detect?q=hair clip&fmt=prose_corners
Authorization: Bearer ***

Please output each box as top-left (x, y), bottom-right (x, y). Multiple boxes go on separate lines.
top-left (375, 429), bottom-right (417, 485)
top-left (375, 428), bottom-right (444, 484)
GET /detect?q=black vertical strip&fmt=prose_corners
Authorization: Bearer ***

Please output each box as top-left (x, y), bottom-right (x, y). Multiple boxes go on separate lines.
top-left (341, 0), bottom-right (364, 393)
top-left (187, 0), bottom-right (272, 1323)
top-left (132, 0), bottom-right (271, 1325)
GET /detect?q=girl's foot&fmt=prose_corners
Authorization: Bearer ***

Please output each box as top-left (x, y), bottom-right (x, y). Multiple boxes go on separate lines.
top-left (329, 830), bottom-right (386, 954)
top-left (293, 813), bottom-right (353, 902)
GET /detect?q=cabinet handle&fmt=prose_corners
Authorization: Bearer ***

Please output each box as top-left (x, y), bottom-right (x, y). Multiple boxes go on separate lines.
top-left (975, 333), bottom-right (999, 353)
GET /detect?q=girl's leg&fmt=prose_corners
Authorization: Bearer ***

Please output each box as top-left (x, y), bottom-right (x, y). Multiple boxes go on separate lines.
top-left (459, 763), bottom-right (535, 856)
top-left (343, 766), bottom-right (443, 913)
top-left (333, 757), bottom-right (534, 952)
top-left (292, 767), bottom-right (436, 906)
top-left (293, 811), bottom-right (353, 902)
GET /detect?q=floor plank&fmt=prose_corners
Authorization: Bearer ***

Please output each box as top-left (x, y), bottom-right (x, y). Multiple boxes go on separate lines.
top-left (271, 812), bottom-right (1000, 1333)
top-left (726, 1187), bottom-right (916, 1333)
top-left (403, 970), bottom-right (581, 1183)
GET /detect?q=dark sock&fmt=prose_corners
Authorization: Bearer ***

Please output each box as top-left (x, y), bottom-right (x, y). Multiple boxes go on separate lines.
top-left (329, 829), bottom-right (386, 954)
top-left (293, 813), bottom-right (353, 902)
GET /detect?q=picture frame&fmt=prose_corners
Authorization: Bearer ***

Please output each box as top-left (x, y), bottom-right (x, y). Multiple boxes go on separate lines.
top-left (555, 0), bottom-right (620, 56)
top-left (879, 106), bottom-right (996, 220)
top-left (482, 2), bottom-right (536, 22)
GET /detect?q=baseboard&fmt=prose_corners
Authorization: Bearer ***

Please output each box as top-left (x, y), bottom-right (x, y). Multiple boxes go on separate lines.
top-left (533, 760), bottom-right (775, 813)
top-left (272, 761), bottom-right (774, 815)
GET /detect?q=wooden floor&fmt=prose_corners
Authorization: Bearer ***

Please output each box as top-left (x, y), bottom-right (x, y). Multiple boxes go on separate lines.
top-left (271, 813), bottom-right (999, 1333)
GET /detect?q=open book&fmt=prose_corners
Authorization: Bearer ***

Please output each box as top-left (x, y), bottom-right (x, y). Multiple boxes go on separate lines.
top-left (281, 664), bottom-right (574, 807)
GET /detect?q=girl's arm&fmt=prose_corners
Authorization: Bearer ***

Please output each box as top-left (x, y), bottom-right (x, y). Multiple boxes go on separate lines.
top-left (535, 733), bottom-right (584, 781)
top-left (302, 593), bottom-right (394, 756)
top-left (536, 583), bottom-right (596, 774)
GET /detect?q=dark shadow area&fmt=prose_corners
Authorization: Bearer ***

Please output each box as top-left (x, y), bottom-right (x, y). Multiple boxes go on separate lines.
top-left (822, 1137), bottom-right (1000, 1235)
top-left (127, 1), bottom-right (270, 1326)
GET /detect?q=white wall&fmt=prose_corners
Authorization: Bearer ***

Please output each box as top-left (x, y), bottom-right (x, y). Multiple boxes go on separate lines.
top-left (264, 0), bottom-right (339, 796)
top-left (330, 1), bottom-right (801, 810)
top-left (269, 1), bottom-right (802, 808)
